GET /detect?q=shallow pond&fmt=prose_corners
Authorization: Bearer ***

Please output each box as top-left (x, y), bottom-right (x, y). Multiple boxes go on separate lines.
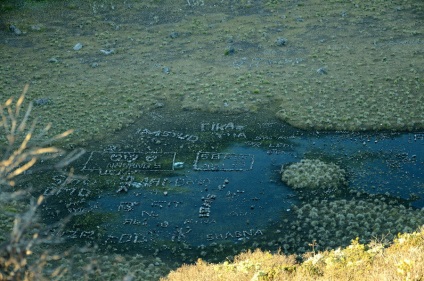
top-left (38, 110), bottom-right (424, 262)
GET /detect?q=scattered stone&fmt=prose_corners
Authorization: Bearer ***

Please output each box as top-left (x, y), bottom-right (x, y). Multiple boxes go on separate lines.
top-left (317, 67), bottom-right (327, 74)
top-left (162, 67), bottom-right (171, 74)
top-left (153, 102), bottom-right (165, 108)
top-left (199, 194), bottom-right (216, 218)
top-left (73, 43), bottom-right (83, 51)
top-left (100, 49), bottom-right (114, 55)
top-left (116, 184), bottom-right (129, 193)
top-left (9, 24), bottom-right (22, 35)
top-left (48, 57), bottom-right (59, 63)
top-left (276, 37), bottom-right (287, 46)
top-left (173, 162), bottom-right (184, 169)
top-left (33, 98), bottom-right (52, 106)
top-left (225, 46), bottom-right (235, 55)
top-left (169, 32), bottom-right (179, 39)
top-left (31, 25), bottom-right (42, 31)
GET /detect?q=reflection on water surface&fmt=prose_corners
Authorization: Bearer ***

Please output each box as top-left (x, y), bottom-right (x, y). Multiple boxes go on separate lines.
top-left (39, 111), bottom-right (423, 262)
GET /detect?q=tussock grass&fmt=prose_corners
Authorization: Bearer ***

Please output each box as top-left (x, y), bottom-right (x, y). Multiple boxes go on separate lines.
top-left (2, 86), bottom-right (423, 281)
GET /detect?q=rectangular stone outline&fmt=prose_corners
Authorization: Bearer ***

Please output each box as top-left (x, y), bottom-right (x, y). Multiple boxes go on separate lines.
top-left (81, 151), bottom-right (177, 174)
top-left (193, 152), bottom-right (254, 171)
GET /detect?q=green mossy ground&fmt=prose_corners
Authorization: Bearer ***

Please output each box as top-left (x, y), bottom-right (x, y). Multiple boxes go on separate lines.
top-left (1, 0), bottom-right (422, 149)
top-left (1, 0), bottom-right (423, 280)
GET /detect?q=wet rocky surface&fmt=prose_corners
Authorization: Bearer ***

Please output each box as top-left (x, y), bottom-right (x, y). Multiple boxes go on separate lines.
top-left (33, 110), bottom-right (424, 264)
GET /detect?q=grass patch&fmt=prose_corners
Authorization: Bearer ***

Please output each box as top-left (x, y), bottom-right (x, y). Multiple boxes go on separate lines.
top-left (162, 226), bottom-right (424, 281)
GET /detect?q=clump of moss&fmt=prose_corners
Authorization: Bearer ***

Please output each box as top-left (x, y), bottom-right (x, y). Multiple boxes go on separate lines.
top-left (70, 212), bottom-right (115, 232)
top-left (281, 159), bottom-right (347, 190)
top-left (281, 198), bottom-right (424, 254)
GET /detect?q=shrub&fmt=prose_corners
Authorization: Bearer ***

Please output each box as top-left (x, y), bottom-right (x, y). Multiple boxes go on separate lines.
top-left (162, 227), bottom-right (424, 281)
top-left (0, 85), bottom-right (80, 280)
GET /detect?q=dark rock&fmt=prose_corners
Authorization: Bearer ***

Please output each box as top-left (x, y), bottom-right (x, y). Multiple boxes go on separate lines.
top-left (276, 37), bottom-right (287, 46)
top-left (33, 98), bottom-right (52, 106)
top-left (9, 24), bottom-right (22, 35)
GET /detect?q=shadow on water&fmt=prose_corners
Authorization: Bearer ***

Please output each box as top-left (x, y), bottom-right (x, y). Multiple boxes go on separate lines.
top-left (36, 108), bottom-right (424, 263)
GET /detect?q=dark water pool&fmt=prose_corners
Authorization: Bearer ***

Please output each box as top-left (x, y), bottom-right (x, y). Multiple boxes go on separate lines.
top-left (39, 112), bottom-right (423, 260)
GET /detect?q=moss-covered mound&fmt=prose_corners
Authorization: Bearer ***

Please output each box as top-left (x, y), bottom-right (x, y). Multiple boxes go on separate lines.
top-left (280, 198), bottom-right (424, 254)
top-left (281, 159), bottom-right (347, 190)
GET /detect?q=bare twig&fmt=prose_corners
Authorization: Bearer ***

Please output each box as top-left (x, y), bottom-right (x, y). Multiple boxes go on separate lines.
top-left (0, 85), bottom-right (82, 280)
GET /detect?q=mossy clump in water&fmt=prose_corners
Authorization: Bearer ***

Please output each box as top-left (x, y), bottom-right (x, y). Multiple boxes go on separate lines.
top-left (281, 159), bottom-right (347, 190)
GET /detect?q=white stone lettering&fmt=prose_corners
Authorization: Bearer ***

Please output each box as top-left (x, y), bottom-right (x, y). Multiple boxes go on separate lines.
top-left (206, 229), bottom-right (263, 241)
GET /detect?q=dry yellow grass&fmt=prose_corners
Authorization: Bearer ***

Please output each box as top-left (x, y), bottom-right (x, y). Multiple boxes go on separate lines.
top-left (162, 226), bottom-right (424, 281)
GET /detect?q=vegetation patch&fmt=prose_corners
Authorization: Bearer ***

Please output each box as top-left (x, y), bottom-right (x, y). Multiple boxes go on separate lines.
top-left (281, 159), bottom-right (347, 190)
top-left (162, 226), bottom-right (424, 281)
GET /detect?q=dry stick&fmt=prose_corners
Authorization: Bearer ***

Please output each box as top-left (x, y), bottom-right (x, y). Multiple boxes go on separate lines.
top-left (4, 83), bottom-right (29, 145)
top-left (14, 84), bottom-right (29, 117)
top-left (54, 148), bottom-right (86, 169)
top-left (17, 101), bottom-right (33, 134)
top-left (1, 84), bottom-right (75, 186)
top-left (1, 85), bottom-right (82, 280)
